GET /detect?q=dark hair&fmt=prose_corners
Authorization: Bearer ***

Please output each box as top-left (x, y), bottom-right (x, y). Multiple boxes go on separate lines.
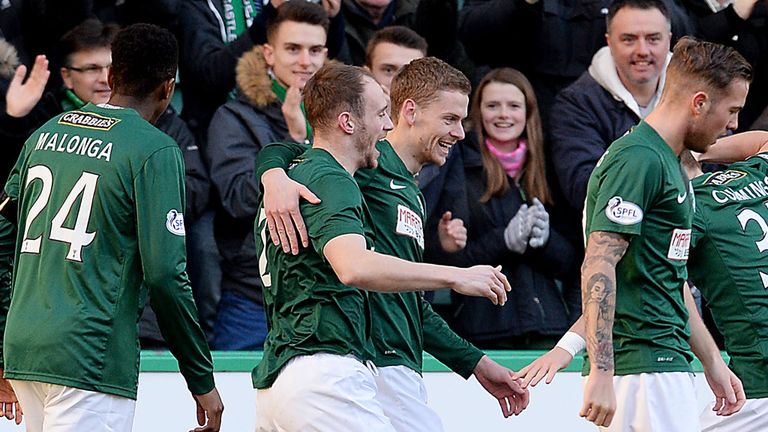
top-left (389, 57), bottom-right (470, 125)
top-left (110, 24), bottom-right (177, 98)
top-left (470, 68), bottom-right (551, 205)
top-left (59, 19), bottom-right (119, 67)
top-left (606, 0), bottom-right (669, 30)
top-left (266, 1), bottom-right (329, 43)
top-left (665, 37), bottom-right (752, 97)
top-left (365, 26), bottom-right (428, 67)
top-left (304, 63), bottom-right (372, 134)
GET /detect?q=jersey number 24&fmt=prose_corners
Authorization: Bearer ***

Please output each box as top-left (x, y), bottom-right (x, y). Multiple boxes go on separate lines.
top-left (20, 165), bottom-right (99, 262)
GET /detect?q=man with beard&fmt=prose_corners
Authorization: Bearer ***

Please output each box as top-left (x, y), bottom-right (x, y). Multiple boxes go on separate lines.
top-left (251, 62), bottom-right (515, 431)
top-left (255, 57), bottom-right (529, 431)
top-left (519, 37), bottom-right (751, 431)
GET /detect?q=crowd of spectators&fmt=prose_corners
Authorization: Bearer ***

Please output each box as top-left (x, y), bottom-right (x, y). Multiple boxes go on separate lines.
top-left (1, 0), bottom-right (765, 350)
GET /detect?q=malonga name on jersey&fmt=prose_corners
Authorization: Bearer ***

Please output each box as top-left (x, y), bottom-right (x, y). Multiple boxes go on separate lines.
top-left (33, 131), bottom-right (113, 162)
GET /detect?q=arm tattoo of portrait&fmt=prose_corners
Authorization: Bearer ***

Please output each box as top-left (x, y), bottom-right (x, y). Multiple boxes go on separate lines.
top-left (582, 231), bottom-right (629, 372)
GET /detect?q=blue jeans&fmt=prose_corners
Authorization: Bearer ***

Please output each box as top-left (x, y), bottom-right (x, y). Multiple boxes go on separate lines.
top-left (212, 290), bottom-right (267, 350)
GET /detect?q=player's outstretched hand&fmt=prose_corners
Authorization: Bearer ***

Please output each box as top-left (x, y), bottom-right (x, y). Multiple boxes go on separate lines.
top-left (190, 388), bottom-right (224, 432)
top-left (0, 373), bottom-right (22, 425)
top-left (6, 55), bottom-right (50, 118)
top-left (704, 361), bottom-right (746, 417)
top-left (514, 347), bottom-right (573, 388)
top-left (261, 168), bottom-right (320, 255)
top-left (437, 211), bottom-right (467, 253)
top-left (580, 371), bottom-right (616, 427)
top-left (474, 355), bottom-right (530, 417)
top-left (450, 265), bottom-right (510, 305)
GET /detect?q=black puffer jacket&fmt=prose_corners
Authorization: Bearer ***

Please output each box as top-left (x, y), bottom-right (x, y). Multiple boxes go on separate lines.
top-left (421, 134), bottom-right (580, 343)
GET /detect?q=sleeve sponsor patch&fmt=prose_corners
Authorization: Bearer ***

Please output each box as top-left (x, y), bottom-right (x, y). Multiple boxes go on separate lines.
top-left (667, 228), bottom-right (691, 261)
top-left (58, 111), bottom-right (121, 131)
top-left (165, 209), bottom-right (186, 236)
top-left (702, 170), bottom-right (746, 186)
top-left (604, 196), bottom-right (643, 225)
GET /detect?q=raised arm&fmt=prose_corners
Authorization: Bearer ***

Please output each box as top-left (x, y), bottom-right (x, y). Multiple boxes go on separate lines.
top-left (579, 231), bottom-right (629, 428)
top-left (697, 131), bottom-right (768, 164)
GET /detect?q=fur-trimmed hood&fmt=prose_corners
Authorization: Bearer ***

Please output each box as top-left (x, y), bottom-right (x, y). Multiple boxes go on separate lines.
top-left (235, 46), bottom-right (276, 108)
top-left (0, 38), bottom-right (19, 80)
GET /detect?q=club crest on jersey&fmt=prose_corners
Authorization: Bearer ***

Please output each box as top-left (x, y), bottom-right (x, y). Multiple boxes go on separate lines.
top-left (667, 228), bottom-right (691, 260)
top-left (605, 196), bottom-right (643, 225)
top-left (166, 209), bottom-right (185, 236)
top-left (396, 204), bottom-right (424, 249)
top-left (58, 111), bottom-right (121, 130)
top-left (703, 170), bottom-right (746, 186)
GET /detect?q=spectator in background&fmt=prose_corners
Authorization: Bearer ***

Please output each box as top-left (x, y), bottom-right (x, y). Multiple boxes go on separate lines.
top-left (549, 0), bottom-right (671, 214)
top-left (0, 40), bottom-right (47, 181)
top-left (0, 38), bottom-right (17, 102)
top-left (176, 1), bottom-right (342, 342)
top-left (364, 26), bottom-right (426, 96)
top-left (58, 19), bottom-right (210, 236)
top-left (421, 68), bottom-right (579, 349)
top-left (57, 20), bottom-right (117, 110)
top-left (343, 0), bottom-right (478, 83)
top-left (459, 0), bottom-right (612, 124)
top-left (177, 0), bottom-right (344, 144)
top-left (13, 18), bottom-right (209, 233)
top-left (0, 23), bottom-right (224, 431)
top-left (205, 1), bottom-right (329, 350)
top-left (458, 0), bottom-right (744, 125)
top-left (342, 0), bottom-right (419, 66)
top-left (0, 19), bottom-right (212, 346)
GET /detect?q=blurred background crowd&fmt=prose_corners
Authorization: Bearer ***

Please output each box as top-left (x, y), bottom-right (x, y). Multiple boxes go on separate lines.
top-left (1, 0), bottom-right (763, 351)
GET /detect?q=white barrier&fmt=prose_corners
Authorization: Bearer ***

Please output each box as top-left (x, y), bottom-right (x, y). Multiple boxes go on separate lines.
top-left (0, 353), bottom-right (722, 431)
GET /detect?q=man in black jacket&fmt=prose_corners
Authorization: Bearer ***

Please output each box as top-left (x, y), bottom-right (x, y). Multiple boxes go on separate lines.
top-left (549, 0), bottom-right (671, 213)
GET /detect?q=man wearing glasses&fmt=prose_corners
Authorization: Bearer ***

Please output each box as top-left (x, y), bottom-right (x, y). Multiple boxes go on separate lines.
top-left (58, 20), bottom-right (115, 110)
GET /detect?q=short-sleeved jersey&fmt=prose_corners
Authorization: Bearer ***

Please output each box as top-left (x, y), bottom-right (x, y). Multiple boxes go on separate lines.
top-left (584, 121), bottom-right (694, 375)
top-left (689, 154), bottom-right (768, 398)
top-left (356, 140), bottom-right (483, 376)
top-left (2, 104), bottom-right (214, 399)
top-left (252, 148), bottom-right (375, 389)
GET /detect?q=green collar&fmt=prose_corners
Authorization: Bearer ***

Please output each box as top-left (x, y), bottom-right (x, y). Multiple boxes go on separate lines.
top-left (60, 88), bottom-right (86, 111)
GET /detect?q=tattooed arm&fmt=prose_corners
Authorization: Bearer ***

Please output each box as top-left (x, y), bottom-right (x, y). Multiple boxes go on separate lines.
top-left (578, 231), bottom-right (629, 428)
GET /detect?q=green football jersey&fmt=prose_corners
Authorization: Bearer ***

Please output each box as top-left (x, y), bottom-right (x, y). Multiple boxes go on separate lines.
top-left (2, 104), bottom-right (214, 399)
top-left (356, 140), bottom-right (483, 377)
top-left (252, 148), bottom-right (375, 389)
top-left (689, 154), bottom-right (768, 398)
top-left (584, 121), bottom-right (694, 375)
